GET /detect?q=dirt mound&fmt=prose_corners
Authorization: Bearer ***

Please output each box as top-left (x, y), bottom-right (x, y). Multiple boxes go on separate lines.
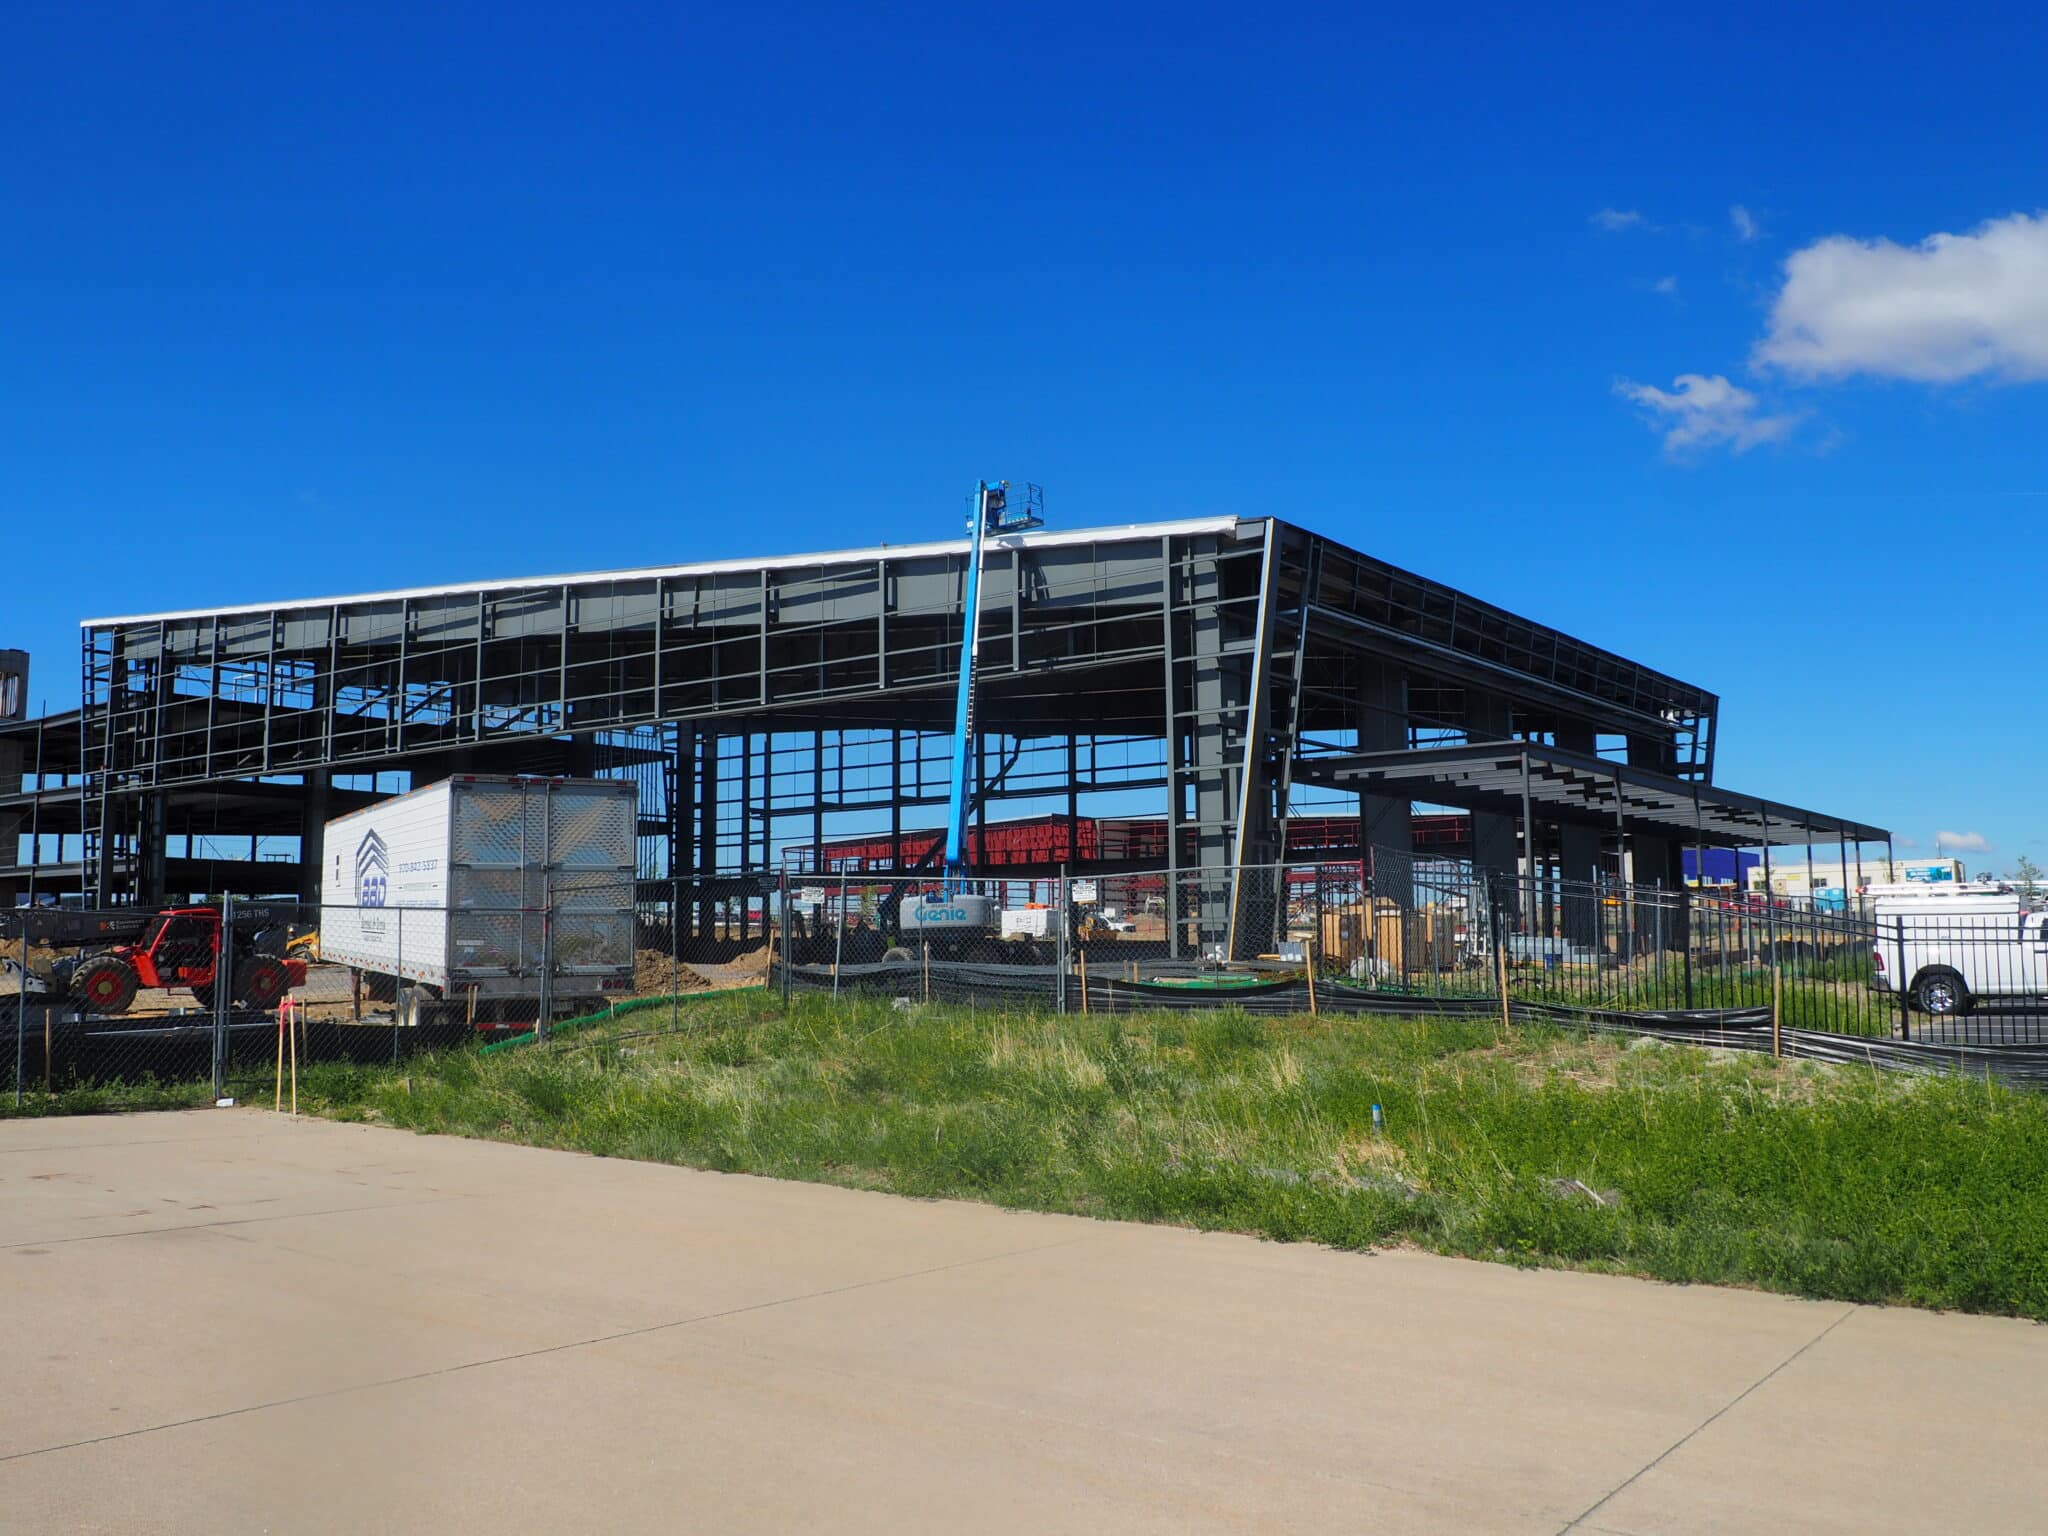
top-left (634, 948), bottom-right (710, 995)
top-left (1, 938), bottom-right (61, 975)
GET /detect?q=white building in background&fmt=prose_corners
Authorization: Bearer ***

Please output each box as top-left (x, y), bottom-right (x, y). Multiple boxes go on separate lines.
top-left (1749, 857), bottom-right (1965, 904)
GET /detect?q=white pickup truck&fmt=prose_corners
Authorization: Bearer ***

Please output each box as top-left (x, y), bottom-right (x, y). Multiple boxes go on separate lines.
top-left (1869, 884), bottom-right (2048, 1017)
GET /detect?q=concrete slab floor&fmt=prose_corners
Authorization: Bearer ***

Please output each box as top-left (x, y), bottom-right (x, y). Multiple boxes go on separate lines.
top-left (1, 1110), bottom-right (2042, 1534)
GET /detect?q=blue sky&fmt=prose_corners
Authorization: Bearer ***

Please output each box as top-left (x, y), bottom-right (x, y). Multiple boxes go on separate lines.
top-left (3, 3), bottom-right (2042, 867)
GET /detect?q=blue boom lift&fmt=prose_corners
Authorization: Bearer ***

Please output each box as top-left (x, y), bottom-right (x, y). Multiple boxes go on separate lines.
top-left (900, 480), bottom-right (1044, 949)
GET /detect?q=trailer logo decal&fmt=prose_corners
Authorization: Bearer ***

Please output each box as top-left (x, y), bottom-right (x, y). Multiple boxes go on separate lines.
top-left (356, 830), bottom-right (389, 908)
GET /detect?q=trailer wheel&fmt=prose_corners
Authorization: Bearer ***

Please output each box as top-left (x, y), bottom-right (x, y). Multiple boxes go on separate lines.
top-left (1912, 969), bottom-right (1970, 1018)
top-left (881, 946), bottom-right (913, 964)
top-left (70, 955), bottom-right (139, 1015)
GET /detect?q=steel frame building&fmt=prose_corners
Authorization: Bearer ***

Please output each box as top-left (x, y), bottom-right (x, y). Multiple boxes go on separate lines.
top-left (1, 515), bottom-right (1888, 938)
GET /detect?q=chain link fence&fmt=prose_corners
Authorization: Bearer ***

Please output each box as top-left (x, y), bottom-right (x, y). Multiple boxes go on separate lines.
top-left (8, 855), bottom-right (2047, 1110)
top-left (2, 875), bottom-right (756, 1111)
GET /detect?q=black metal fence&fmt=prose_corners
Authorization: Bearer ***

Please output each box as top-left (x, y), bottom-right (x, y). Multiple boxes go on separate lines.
top-left (773, 858), bottom-right (2048, 1060)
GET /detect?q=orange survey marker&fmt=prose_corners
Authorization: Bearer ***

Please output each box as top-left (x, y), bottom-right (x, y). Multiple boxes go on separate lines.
top-left (275, 995), bottom-right (304, 1115)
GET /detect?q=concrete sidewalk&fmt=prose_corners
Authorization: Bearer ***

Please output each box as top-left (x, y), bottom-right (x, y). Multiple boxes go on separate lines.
top-left (1, 1112), bottom-right (2041, 1534)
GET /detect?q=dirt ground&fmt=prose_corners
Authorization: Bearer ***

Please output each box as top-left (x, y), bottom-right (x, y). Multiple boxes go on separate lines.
top-left (5, 943), bottom-right (764, 1017)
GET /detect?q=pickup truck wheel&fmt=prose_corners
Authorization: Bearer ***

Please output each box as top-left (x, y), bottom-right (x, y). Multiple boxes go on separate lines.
top-left (1912, 970), bottom-right (1969, 1017)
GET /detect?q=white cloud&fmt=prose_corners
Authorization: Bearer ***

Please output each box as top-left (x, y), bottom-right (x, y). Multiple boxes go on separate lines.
top-left (1731, 204), bottom-right (1760, 242)
top-left (1756, 212), bottom-right (2048, 383)
top-left (1614, 373), bottom-right (1801, 455)
top-left (1651, 274), bottom-right (1678, 295)
top-left (1591, 207), bottom-right (1645, 232)
top-left (1934, 830), bottom-right (1993, 855)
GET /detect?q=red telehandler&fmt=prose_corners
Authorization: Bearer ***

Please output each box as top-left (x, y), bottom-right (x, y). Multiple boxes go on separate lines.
top-left (3, 906), bottom-right (306, 1016)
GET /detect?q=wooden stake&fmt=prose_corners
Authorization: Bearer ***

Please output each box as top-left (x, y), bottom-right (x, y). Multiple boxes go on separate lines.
top-left (43, 1011), bottom-right (52, 1093)
top-left (288, 997), bottom-right (300, 1115)
top-left (1305, 931), bottom-right (1319, 1017)
top-left (274, 999), bottom-right (286, 1112)
top-left (922, 941), bottom-right (931, 1004)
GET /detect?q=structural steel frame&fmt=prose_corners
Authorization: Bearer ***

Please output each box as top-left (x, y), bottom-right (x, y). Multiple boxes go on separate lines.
top-left (52, 514), bottom-right (1856, 945)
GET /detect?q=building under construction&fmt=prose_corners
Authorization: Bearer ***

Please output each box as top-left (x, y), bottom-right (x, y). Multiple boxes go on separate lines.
top-left (0, 515), bottom-right (1889, 936)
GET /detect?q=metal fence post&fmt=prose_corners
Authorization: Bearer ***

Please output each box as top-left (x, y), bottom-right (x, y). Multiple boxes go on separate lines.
top-left (672, 877), bottom-right (682, 1030)
top-left (392, 905), bottom-right (404, 1064)
top-left (1055, 864), bottom-right (1069, 1015)
top-left (778, 876), bottom-right (794, 1011)
top-left (13, 928), bottom-right (27, 1107)
top-left (212, 895), bottom-right (233, 1099)
top-left (1494, 885), bottom-right (1512, 1038)
top-left (1895, 915), bottom-right (1910, 1041)
top-left (536, 876), bottom-right (552, 1043)
top-left (1681, 890), bottom-right (1695, 1010)
top-left (831, 871), bottom-right (846, 1001)
top-left (1762, 888), bottom-right (1777, 1016)
top-left (778, 869), bottom-right (791, 1010)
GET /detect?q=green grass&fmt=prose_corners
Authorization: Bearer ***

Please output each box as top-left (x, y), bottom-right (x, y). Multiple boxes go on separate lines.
top-left (278, 991), bottom-right (2048, 1320)
top-left (1498, 968), bottom-right (1894, 1035)
top-left (0, 1076), bottom-right (223, 1117)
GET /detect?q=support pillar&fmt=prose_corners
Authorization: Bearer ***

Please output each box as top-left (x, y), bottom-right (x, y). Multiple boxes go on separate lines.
top-left (298, 770), bottom-right (332, 904)
top-left (1632, 834), bottom-right (1684, 896)
top-left (0, 651), bottom-right (26, 907)
top-left (1465, 693), bottom-right (1518, 878)
top-left (697, 730), bottom-right (719, 944)
top-left (138, 791), bottom-right (168, 905)
top-left (1555, 723), bottom-right (1601, 947)
top-left (1357, 662), bottom-right (1411, 907)
top-left (1170, 535), bottom-right (1245, 957)
top-left (0, 737), bottom-right (21, 911)
top-left (1225, 538), bottom-right (1287, 959)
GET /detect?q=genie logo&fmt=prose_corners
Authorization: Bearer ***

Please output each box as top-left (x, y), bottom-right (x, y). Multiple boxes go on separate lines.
top-left (911, 906), bottom-right (972, 924)
top-left (356, 830), bottom-right (389, 908)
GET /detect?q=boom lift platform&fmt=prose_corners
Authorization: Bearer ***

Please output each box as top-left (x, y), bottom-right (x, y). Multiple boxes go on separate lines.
top-left (900, 480), bottom-right (1044, 951)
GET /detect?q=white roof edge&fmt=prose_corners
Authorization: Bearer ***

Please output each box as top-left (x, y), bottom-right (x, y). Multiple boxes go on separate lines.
top-left (80, 516), bottom-right (1250, 627)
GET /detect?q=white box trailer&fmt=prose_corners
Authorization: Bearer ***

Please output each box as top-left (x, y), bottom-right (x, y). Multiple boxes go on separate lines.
top-left (319, 776), bottom-right (639, 1027)
top-left (1869, 883), bottom-right (2048, 1017)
